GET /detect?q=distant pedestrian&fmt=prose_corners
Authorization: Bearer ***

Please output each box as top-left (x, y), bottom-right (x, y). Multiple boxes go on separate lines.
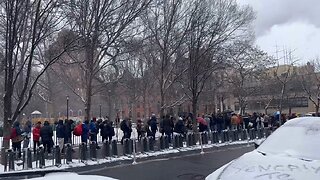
top-left (101, 119), bottom-right (115, 142)
top-left (160, 114), bottom-right (174, 143)
top-left (32, 121), bottom-right (41, 152)
top-left (56, 120), bottom-right (66, 153)
top-left (22, 120), bottom-right (32, 148)
top-left (40, 121), bottom-right (53, 154)
top-left (120, 117), bottom-right (132, 144)
top-left (89, 118), bottom-right (100, 149)
top-left (81, 120), bottom-right (90, 144)
top-left (11, 121), bottom-right (23, 158)
top-left (136, 119), bottom-right (144, 141)
top-left (174, 117), bottom-right (186, 136)
top-left (64, 119), bottom-right (73, 144)
top-left (148, 114), bottom-right (158, 140)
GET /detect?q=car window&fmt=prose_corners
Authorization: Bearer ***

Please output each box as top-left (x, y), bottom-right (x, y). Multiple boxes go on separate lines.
top-left (258, 118), bottom-right (320, 160)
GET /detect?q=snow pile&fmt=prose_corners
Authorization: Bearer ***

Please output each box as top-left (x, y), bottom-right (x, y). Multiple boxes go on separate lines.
top-left (29, 172), bottom-right (117, 180)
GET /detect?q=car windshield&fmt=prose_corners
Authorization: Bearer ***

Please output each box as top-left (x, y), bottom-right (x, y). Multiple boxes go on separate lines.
top-left (258, 117), bottom-right (320, 160)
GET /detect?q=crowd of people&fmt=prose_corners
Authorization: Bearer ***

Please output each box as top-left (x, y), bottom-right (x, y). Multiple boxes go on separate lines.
top-left (9, 111), bottom-right (292, 159)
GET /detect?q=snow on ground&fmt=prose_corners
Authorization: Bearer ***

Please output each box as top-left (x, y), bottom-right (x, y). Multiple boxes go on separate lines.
top-left (28, 172), bottom-right (118, 180)
top-left (0, 140), bottom-right (253, 174)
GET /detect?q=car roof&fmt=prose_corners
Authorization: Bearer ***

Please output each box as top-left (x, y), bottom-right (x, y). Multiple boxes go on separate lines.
top-left (284, 117), bottom-right (320, 127)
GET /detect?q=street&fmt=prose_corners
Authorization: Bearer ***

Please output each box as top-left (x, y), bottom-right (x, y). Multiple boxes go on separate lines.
top-left (80, 145), bottom-right (254, 180)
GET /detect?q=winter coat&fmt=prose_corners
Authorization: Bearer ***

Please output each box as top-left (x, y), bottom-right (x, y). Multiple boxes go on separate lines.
top-left (11, 122), bottom-right (23, 143)
top-left (102, 122), bottom-right (115, 137)
top-left (65, 120), bottom-right (74, 138)
top-left (174, 120), bottom-right (186, 134)
top-left (56, 122), bottom-right (66, 139)
top-left (199, 123), bottom-right (208, 132)
top-left (89, 121), bottom-right (98, 135)
top-left (231, 115), bottom-right (238, 125)
top-left (161, 118), bottom-right (173, 134)
top-left (40, 123), bottom-right (53, 142)
top-left (120, 119), bottom-right (132, 133)
top-left (81, 123), bottom-right (90, 142)
top-left (32, 127), bottom-right (41, 142)
top-left (23, 121), bottom-right (32, 138)
top-left (149, 117), bottom-right (158, 131)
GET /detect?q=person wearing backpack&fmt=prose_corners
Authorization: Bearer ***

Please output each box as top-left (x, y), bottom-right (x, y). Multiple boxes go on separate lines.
top-left (81, 120), bottom-right (90, 144)
top-left (148, 114), bottom-right (158, 140)
top-left (89, 118), bottom-right (100, 149)
top-left (11, 121), bottom-right (23, 158)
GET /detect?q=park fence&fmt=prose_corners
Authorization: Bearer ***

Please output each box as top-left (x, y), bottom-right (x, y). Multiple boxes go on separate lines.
top-left (2, 127), bottom-right (273, 172)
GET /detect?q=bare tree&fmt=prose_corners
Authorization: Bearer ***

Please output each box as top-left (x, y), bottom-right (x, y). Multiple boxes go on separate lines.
top-left (64, 0), bottom-right (152, 120)
top-left (142, 0), bottom-right (194, 116)
top-left (273, 49), bottom-right (298, 121)
top-left (0, 0), bottom-right (71, 158)
top-left (182, 0), bottom-right (254, 129)
top-left (299, 60), bottom-right (320, 114)
top-left (226, 40), bottom-right (272, 115)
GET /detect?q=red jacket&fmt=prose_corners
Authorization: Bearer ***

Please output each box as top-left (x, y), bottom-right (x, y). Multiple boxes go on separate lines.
top-left (33, 127), bottom-right (41, 141)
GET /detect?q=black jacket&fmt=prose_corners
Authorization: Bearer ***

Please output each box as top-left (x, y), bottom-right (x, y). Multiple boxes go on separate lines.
top-left (40, 123), bottom-right (53, 142)
top-left (174, 120), bottom-right (186, 134)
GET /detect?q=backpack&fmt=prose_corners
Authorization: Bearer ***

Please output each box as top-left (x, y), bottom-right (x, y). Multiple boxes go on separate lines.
top-left (120, 120), bottom-right (126, 131)
top-left (73, 124), bottom-right (83, 136)
top-left (10, 128), bottom-right (17, 139)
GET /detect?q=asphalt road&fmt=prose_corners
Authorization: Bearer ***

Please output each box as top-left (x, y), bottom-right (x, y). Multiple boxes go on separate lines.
top-left (80, 145), bottom-right (254, 180)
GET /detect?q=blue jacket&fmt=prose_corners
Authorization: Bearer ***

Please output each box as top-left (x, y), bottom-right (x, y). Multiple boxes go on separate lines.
top-left (56, 123), bottom-right (66, 138)
top-left (81, 123), bottom-right (89, 142)
top-left (89, 121), bottom-right (97, 134)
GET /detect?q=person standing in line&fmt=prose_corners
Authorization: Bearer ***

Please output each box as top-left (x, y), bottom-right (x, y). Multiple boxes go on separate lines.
top-left (40, 121), bottom-right (54, 154)
top-left (160, 114), bottom-right (174, 143)
top-left (148, 114), bottom-right (158, 140)
top-left (56, 120), bottom-right (66, 153)
top-left (32, 121), bottom-right (41, 152)
top-left (120, 117), bottom-right (132, 144)
top-left (11, 121), bottom-right (23, 158)
top-left (81, 120), bottom-right (90, 144)
top-left (22, 120), bottom-right (32, 148)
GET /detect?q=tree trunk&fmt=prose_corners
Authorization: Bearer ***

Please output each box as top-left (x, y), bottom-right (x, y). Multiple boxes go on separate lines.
top-left (2, 87), bottom-right (13, 164)
top-left (160, 87), bottom-right (165, 117)
top-left (85, 78), bottom-right (92, 120)
top-left (142, 92), bottom-right (147, 119)
top-left (192, 97), bottom-right (198, 132)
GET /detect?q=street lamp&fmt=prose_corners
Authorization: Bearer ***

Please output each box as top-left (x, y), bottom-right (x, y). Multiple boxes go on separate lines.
top-left (66, 96), bottom-right (69, 121)
top-left (99, 104), bottom-right (102, 118)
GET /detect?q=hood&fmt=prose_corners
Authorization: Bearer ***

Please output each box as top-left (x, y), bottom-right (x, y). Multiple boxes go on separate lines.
top-left (206, 150), bottom-right (320, 180)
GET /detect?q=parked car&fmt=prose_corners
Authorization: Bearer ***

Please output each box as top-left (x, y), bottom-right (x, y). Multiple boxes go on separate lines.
top-left (30, 172), bottom-right (117, 180)
top-left (206, 117), bottom-right (320, 180)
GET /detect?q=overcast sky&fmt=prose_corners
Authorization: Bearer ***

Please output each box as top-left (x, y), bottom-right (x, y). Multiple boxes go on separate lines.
top-left (237, 0), bottom-right (320, 64)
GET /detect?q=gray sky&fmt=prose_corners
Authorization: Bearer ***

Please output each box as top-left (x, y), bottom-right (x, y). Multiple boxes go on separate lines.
top-left (237, 0), bottom-right (320, 63)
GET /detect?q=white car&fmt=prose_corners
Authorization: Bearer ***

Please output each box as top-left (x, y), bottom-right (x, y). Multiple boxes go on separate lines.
top-left (206, 117), bottom-right (320, 180)
top-left (31, 172), bottom-right (117, 180)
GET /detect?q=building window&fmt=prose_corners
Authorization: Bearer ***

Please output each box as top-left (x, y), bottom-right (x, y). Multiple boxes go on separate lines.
top-left (289, 97), bottom-right (308, 107)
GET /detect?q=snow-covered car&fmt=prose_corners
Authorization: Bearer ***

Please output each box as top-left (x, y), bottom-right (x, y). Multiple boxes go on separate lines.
top-left (206, 117), bottom-right (320, 180)
top-left (30, 172), bottom-right (117, 180)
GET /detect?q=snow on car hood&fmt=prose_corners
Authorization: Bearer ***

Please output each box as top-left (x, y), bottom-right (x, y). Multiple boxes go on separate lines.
top-left (206, 150), bottom-right (320, 180)
top-left (30, 172), bottom-right (118, 180)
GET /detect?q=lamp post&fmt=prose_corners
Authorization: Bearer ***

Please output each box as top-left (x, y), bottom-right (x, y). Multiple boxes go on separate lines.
top-left (66, 96), bottom-right (69, 121)
top-left (99, 104), bottom-right (102, 118)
